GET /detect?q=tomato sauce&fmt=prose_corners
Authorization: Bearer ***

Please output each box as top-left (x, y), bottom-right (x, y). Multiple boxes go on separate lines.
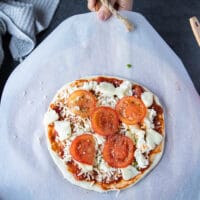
top-left (66, 160), bottom-right (124, 186)
top-left (94, 77), bottom-right (123, 87)
top-left (99, 177), bottom-right (123, 189)
top-left (48, 125), bottom-right (64, 158)
top-left (151, 102), bottom-right (164, 134)
top-left (132, 85), bottom-right (144, 98)
top-left (50, 104), bottom-right (64, 120)
top-left (67, 161), bottom-right (87, 181)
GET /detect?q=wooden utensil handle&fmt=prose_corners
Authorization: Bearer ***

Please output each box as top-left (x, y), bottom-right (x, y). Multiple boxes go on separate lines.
top-left (189, 16), bottom-right (200, 47)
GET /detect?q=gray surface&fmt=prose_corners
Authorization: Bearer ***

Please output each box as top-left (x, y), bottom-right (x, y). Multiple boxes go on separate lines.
top-left (0, 0), bottom-right (200, 98)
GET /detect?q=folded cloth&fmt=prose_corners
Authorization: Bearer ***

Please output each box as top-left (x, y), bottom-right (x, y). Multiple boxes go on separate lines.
top-left (0, 0), bottom-right (60, 66)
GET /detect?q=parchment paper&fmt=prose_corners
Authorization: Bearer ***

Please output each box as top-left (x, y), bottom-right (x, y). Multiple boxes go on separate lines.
top-left (0, 12), bottom-right (200, 200)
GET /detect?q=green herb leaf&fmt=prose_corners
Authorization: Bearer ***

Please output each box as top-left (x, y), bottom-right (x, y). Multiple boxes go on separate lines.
top-left (133, 161), bottom-right (138, 167)
top-left (127, 64), bottom-right (132, 68)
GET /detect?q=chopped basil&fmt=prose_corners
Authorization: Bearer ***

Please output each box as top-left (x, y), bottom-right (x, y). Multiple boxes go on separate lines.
top-left (133, 161), bottom-right (138, 167)
top-left (134, 137), bottom-right (138, 144)
top-left (126, 64), bottom-right (132, 68)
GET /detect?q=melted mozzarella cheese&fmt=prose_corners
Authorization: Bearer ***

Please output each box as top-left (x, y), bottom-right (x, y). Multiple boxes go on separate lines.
top-left (96, 80), bottom-right (132, 99)
top-left (54, 121), bottom-right (71, 140)
top-left (96, 82), bottom-right (116, 96)
top-left (143, 109), bottom-right (157, 129)
top-left (74, 160), bottom-right (93, 173)
top-left (134, 149), bottom-right (149, 169)
top-left (144, 117), bottom-right (154, 129)
top-left (141, 91), bottom-right (153, 107)
top-left (121, 165), bottom-right (140, 180)
top-left (146, 129), bottom-right (163, 150)
top-left (44, 109), bottom-right (59, 125)
top-left (148, 109), bottom-right (157, 122)
top-left (129, 125), bottom-right (140, 133)
top-left (115, 81), bottom-right (132, 98)
top-left (125, 130), bottom-right (135, 142)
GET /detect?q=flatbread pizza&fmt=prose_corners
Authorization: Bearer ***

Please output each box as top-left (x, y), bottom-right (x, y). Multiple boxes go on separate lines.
top-left (44, 76), bottom-right (165, 192)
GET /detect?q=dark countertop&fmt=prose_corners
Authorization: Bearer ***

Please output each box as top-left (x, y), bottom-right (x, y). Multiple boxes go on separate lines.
top-left (0, 0), bottom-right (200, 99)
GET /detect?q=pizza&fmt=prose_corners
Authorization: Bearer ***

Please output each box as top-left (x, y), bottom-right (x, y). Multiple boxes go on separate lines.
top-left (44, 76), bottom-right (165, 192)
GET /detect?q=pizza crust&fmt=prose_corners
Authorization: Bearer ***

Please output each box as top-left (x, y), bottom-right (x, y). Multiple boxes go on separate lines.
top-left (44, 75), bottom-right (165, 192)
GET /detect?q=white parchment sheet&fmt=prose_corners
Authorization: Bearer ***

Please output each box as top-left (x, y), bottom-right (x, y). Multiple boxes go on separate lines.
top-left (0, 12), bottom-right (200, 200)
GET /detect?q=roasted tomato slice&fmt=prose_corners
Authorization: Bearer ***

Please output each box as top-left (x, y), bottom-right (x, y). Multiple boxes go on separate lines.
top-left (91, 106), bottom-right (119, 136)
top-left (70, 134), bottom-right (96, 165)
top-left (67, 90), bottom-right (96, 118)
top-left (103, 134), bottom-right (135, 168)
top-left (116, 96), bottom-right (147, 125)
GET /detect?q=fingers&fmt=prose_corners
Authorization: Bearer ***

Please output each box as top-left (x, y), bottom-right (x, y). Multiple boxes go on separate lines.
top-left (87, 0), bottom-right (96, 11)
top-left (97, 0), bottom-right (116, 21)
top-left (117, 0), bottom-right (133, 11)
top-left (88, 0), bottom-right (131, 21)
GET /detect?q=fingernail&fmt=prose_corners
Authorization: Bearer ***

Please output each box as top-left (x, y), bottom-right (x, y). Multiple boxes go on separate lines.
top-left (98, 10), bottom-right (107, 21)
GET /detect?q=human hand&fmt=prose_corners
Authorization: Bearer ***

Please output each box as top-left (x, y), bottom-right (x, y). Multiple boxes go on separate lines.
top-left (87, 0), bottom-right (133, 21)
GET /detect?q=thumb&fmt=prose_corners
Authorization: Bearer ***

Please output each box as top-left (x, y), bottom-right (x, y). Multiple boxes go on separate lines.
top-left (97, 0), bottom-right (116, 21)
top-left (117, 0), bottom-right (133, 11)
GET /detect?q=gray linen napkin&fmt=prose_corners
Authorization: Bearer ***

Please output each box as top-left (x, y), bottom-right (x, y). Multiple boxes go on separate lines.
top-left (0, 0), bottom-right (60, 66)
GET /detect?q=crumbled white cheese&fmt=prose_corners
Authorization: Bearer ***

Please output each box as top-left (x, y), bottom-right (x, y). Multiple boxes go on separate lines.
top-left (63, 154), bottom-right (72, 162)
top-left (98, 159), bottom-right (112, 173)
top-left (94, 134), bottom-right (105, 145)
top-left (74, 160), bottom-right (93, 173)
top-left (54, 121), bottom-right (71, 140)
top-left (81, 81), bottom-right (98, 91)
top-left (60, 106), bottom-right (91, 135)
top-left (146, 129), bottom-right (163, 150)
top-left (44, 109), bottom-right (59, 125)
top-left (63, 141), bottom-right (72, 162)
top-left (67, 86), bottom-right (78, 94)
top-left (73, 118), bottom-right (91, 134)
top-left (115, 81), bottom-right (132, 98)
top-left (94, 156), bottom-right (121, 182)
top-left (97, 95), bottom-right (118, 108)
top-left (135, 130), bottom-right (149, 153)
top-left (121, 165), bottom-right (140, 180)
top-left (134, 149), bottom-right (149, 169)
top-left (141, 91), bottom-right (153, 107)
